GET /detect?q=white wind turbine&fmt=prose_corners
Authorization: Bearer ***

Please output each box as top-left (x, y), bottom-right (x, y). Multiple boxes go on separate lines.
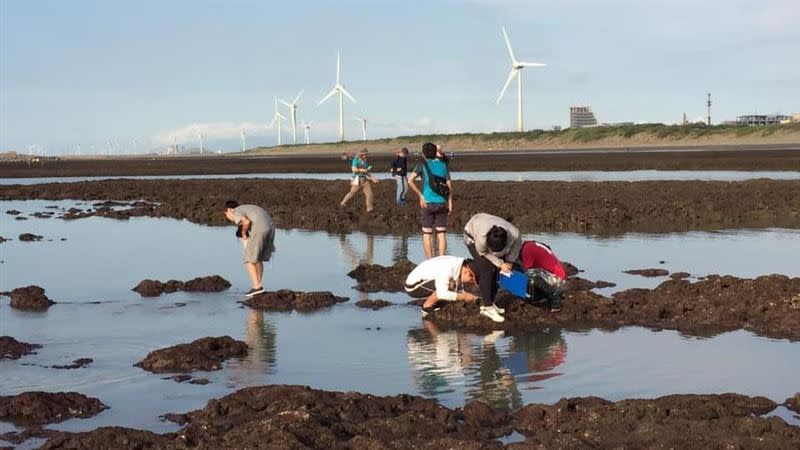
top-left (194, 128), bottom-right (203, 155)
top-left (302, 120), bottom-right (312, 145)
top-left (280, 90), bottom-right (304, 145)
top-left (353, 116), bottom-right (367, 141)
top-left (269, 96), bottom-right (287, 146)
top-left (319, 52), bottom-right (357, 141)
top-left (240, 128), bottom-right (247, 152)
top-left (496, 26), bottom-right (547, 132)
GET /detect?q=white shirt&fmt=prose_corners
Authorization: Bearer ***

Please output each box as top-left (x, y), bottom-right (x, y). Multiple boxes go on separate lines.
top-left (405, 255), bottom-right (465, 301)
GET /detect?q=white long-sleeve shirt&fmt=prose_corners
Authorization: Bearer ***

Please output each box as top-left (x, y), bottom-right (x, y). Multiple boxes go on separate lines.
top-left (405, 255), bottom-right (465, 301)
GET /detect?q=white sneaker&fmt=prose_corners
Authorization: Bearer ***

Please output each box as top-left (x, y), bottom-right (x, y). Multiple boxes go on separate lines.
top-left (480, 306), bottom-right (505, 323)
top-left (493, 304), bottom-right (505, 314)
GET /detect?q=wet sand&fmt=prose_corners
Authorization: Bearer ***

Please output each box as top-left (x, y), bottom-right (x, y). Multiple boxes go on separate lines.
top-left (2, 178), bottom-right (799, 234)
top-left (1, 146), bottom-right (799, 178)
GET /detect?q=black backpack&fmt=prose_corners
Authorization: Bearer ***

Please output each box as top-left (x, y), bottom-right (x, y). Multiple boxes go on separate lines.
top-left (421, 160), bottom-right (450, 199)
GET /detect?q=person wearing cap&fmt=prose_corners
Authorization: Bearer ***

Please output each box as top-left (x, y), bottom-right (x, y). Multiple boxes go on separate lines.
top-left (463, 213), bottom-right (523, 323)
top-left (404, 255), bottom-right (480, 317)
top-left (340, 148), bottom-right (378, 213)
top-left (390, 147), bottom-right (409, 205)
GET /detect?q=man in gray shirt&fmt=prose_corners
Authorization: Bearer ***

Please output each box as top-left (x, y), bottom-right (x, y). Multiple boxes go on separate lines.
top-left (224, 200), bottom-right (276, 297)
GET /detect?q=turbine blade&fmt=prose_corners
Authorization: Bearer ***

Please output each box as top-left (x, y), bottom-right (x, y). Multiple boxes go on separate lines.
top-left (497, 68), bottom-right (517, 104)
top-left (268, 117), bottom-right (277, 129)
top-left (518, 61), bottom-right (547, 67)
top-left (353, 115), bottom-right (362, 121)
top-left (341, 87), bottom-right (357, 104)
top-left (502, 26), bottom-right (516, 64)
top-left (277, 113), bottom-right (287, 120)
top-left (319, 87), bottom-right (338, 105)
top-left (336, 52), bottom-right (340, 84)
top-left (279, 99), bottom-right (292, 108)
top-left (293, 89), bottom-right (304, 104)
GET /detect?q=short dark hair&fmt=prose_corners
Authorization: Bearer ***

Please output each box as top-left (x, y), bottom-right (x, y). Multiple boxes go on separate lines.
top-left (486, 226), bottom-right (508, 252)
top-left (224, 200), bottom-right (239, 210)
top-left (422, 142), bottom-right (437, 159)
top-left (401, 147), bottom-right (409, 155)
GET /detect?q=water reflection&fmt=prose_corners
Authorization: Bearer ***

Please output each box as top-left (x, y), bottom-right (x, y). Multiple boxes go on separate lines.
top-left (392, 234), bottom-right (410, 262)
top-left (227, 310), bottom-right (277, 386)
top-left (407, 322), bottom-right (566, 410)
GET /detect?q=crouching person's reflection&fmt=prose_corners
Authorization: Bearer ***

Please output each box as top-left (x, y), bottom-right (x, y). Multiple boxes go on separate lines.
top-left (407, 321), bottom-right (474, 397)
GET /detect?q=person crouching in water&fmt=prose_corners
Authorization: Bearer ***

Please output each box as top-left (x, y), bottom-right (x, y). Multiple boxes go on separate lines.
top-left (224, 200), bottom-right (276, 297)
top-left (405, 255), bottom-right (480, 317)
top-left (341, 148), bottom-right (378, 213)
top-left (520, 240), bottom-right (566, 312)
top-left (463, 213), bottom-right (523, 323)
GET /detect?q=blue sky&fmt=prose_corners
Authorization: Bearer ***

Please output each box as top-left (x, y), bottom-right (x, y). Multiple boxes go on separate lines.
top-left (1, 0), bottom-right (799, 154)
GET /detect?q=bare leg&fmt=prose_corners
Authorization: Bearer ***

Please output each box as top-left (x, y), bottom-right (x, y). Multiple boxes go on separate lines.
top-left (363, 181), bottom-right (374, 212)
top-left (422, 232), bottom-right (434, 259)
top-left (422, 292), bottom-right (440, 309)
top-left (436, 232), bottom-right (447, 256)
top-left (341, 183), bottom-right (362, 206)
top-left (255, 262), bottom-right (264, 288)
top-left (245, 262), bottom-right (260, 289)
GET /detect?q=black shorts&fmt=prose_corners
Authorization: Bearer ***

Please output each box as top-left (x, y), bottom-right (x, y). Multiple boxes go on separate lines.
top-left (404, 279), bottom-right (436, 298)
top-left (419, 203), bottom-right (448, 232)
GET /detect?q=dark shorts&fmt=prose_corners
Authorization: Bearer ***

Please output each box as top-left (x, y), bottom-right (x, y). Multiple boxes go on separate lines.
top-left (404, 279), bottom-right (436, 298)
top-left (419, 203), bottom-right (448, 232)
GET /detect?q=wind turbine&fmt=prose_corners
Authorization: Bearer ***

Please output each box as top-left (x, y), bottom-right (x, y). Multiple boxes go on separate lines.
top-left (280, 90), bottom-right (304, 144)
top-left (302, 120), bottom-right (312, 145)
top-left (496, 26), bottom-right (547, 132)
top-left (319, 52), bottom-right (357, 141)
top-left (240, 128), bottom-right (247, 152)
top-left (353, 116), bottom-right (367, 141)
top-left (194, 128), bottom-right (203, 155)
top-left (269, 96), bottom-right (287, 146)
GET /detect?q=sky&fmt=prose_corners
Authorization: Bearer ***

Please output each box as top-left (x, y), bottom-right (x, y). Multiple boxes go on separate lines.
top-left (1, 0), bottom-right (799, 154)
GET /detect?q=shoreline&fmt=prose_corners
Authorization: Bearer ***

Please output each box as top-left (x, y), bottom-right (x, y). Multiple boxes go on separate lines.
top-left (1, 145), bottom-right (799, 178)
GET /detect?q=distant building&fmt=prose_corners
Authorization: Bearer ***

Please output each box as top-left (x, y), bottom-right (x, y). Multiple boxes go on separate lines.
top-left (569, 106), bottom-right (598, 128)
top-left (553, 125), bottom-right (562, 131)
top-left (736, 114), bottom-right (790, 126)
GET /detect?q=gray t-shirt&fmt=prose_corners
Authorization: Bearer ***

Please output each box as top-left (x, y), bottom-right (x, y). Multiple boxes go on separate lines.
top-left (232, 205), bottom-right (274, 235)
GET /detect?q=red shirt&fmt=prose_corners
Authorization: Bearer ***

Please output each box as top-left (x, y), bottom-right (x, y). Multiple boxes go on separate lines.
top-left (520, 241), bottom-right (566, 280)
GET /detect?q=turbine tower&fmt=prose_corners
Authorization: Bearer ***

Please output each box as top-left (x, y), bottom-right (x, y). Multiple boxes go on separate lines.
top-left (240, 128), bottom-right (247, 152)
top-left (269, 96), bottom-right (287, 146)
top-left (280, 90), bottom-right (304, 144)
top-left (302, 120), bottom-right (312, 145)
top-left (198, 132), bottom-right (204, 155)
top-left (496, 26), bottom-right (547, 132)
top-left (353, 116), bottom-right (367, 141)
top-left (319, 52), bottom-right (357, 141)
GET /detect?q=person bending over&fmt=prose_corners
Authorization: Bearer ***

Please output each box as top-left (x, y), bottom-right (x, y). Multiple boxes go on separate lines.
top-left (520, 240), bottom-right (566, 312)
top-left (463, 213), bottom-right (523, 323)
top-left (408, 142), bottom-right (453, 259)
top-left (405, 255), bottom-right (480, 317)
top-left (224, 200), bottom-right (276, 297)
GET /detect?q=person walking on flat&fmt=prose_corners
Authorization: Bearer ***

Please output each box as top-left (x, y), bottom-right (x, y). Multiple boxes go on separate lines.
top-left (341, 148), bottom-right (377, 213)
top-left (390, 147), bottom-right (409, 205)
top-left (408, 142), bottom-right (453, 259)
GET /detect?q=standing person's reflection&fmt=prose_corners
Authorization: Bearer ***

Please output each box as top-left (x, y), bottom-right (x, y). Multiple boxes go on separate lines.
top-left (339, 233), bottom-right (375, 267)
top-left (392, 234), bottom-right (409, 263)
top-left (406, 321), bottom-right (474, 397)
top-left (228, 310), bottom-right (277, 387)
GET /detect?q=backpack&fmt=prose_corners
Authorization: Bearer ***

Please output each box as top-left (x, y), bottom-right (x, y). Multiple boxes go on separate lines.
top-left (421, 160), bottom-right (450, 199)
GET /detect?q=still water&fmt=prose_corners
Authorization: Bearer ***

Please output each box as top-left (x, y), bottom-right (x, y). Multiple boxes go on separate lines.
top-left (1, 200), bottom-right (799, 436)
top-left (2, 170), bottom-right (799, 185)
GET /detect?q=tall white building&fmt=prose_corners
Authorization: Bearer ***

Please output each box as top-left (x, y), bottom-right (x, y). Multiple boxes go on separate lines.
top-left (570, 106), bottom-right (598, 128)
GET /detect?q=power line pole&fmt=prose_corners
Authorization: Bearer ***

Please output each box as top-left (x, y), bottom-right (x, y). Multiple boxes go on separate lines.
top-left (707, 93), bottom-right (712, 126)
